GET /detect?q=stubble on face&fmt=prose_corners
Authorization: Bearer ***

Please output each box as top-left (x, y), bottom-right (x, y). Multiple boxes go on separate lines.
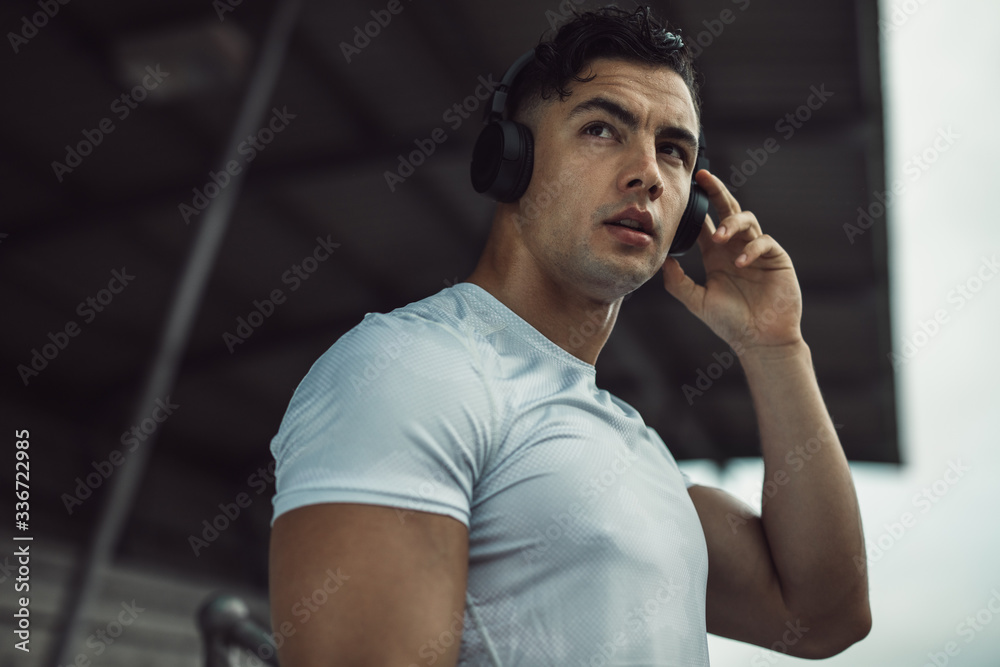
top-left (509, 59), bottom-right (699, 303)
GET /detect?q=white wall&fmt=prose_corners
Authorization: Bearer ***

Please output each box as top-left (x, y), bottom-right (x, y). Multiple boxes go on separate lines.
top-left (682, 0), bottom-right (1000, 664)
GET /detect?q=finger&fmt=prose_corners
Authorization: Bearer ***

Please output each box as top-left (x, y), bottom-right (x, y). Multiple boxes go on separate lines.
top-left (695, 211), bottom-right (717, 255)
top-left (661, 256), bottom-right (705, 317)
top-left (734, 234), bottom-right (784, 267)
top-left (695, 169), bottom-right (742, 221)
top-left (713, 211), bottom-right (763, 244)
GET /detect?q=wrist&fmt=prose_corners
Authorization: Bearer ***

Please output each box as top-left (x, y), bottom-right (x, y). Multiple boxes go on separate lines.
top-left (738, 338), bottom-right (811, 373)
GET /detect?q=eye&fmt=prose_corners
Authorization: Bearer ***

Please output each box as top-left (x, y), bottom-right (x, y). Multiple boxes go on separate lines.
top-left (659, 143), bottom-right (686, 162)
top-left (583, 122), bottom-right (615, 140)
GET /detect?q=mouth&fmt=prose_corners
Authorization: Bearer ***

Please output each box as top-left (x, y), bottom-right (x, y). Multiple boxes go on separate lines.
top-left (602, 207), bottom-right (655, 244)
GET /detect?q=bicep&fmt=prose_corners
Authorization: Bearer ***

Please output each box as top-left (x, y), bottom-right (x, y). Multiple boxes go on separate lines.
top-left (269, 502), bottom-right (469, 667)
top-left (687, 484), bottom-right (808, 655)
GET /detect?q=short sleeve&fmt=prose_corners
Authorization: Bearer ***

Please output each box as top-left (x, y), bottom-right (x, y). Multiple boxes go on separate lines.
top-left (642, 424), bottom-right (696, 490)
top-left (269, 312), bottom-right (494, 528)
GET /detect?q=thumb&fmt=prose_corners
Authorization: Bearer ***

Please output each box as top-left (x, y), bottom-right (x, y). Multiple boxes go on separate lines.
top-left (661, 257), bottom-right (704, 317)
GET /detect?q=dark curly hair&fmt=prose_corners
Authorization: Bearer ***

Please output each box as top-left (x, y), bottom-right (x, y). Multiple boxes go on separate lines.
top-left (509, 5), bottom-right (701, 124)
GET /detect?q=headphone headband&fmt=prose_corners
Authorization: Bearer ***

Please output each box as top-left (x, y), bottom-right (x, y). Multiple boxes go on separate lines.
top-left (485, 49), bottom-right (536, 123)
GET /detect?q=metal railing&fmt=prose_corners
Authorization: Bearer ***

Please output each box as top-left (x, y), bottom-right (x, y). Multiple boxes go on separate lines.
top-left (198, 593), bottom-right (280, 667)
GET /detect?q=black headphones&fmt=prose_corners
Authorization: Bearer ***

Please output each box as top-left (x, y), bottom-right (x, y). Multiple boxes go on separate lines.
top-left (470, 49), bottom-right (710, 256)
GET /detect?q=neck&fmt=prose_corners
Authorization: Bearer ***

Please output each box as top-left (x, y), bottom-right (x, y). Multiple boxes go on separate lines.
top-left (464, 211), bottom-right (622, 366)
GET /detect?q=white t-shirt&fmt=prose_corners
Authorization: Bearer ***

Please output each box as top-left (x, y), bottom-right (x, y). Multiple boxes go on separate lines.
top-left (270, 282), bottom-right (710, 666)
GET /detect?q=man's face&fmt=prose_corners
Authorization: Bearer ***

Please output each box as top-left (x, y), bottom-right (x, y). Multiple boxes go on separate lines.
top-left (511, 57), bottom-right (699, 301)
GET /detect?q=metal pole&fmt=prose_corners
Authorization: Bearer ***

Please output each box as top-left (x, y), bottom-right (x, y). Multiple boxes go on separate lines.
top-left (46, 1), bottom-right (301, 665)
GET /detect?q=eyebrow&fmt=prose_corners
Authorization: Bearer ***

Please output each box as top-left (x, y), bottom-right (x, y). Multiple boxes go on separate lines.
top-left (567, 96), bottom-right (699, 155)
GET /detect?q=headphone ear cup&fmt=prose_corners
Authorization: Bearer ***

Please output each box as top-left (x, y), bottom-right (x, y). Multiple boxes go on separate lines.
top-left (470, 123), bottom-right (504, 195)
top-left (506, 123), bottom-right (534, 202)
top-left (669, 181), bottom-right (709, 256)
top-left (470, 120), bottom-right (534, 203)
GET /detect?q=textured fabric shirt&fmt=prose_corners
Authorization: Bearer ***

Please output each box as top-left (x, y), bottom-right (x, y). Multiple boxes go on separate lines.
top-left (270, 282), bottom-right (710, 666)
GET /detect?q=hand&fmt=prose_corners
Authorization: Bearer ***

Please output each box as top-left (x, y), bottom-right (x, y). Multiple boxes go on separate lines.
top-left (661, 169), bottom-right (803, 354)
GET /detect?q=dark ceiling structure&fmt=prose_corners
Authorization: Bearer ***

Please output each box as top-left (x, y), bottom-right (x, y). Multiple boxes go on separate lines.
top-left (1, 0), bottom-right (897, 664)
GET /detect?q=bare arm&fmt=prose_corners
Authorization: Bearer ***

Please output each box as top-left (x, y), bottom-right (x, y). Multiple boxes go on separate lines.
top-left (688, 345), bottom-right (871, 657)
top-left (688, 484), bottom-right (814, 656)
top-left (664, 169), bottom-right (870, 656)
top-left (743, 342), bottom-right (869, 635)
top-left (269, 503), bottom-right (469, 667)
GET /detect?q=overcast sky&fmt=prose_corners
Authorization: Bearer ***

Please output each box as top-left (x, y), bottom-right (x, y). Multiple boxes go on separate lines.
top-left (679, 0), bottom-right (1000, 664)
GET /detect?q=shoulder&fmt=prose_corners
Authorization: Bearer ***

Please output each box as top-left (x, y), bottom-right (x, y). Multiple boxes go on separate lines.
top-left (312, 292), bottom-right (488, 395)
top-left (277, 288), bottom-right (497, 433)
top-left (269, 290), bottom-right (499, 523)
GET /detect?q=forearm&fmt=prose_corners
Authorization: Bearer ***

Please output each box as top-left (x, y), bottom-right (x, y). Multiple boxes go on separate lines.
top-left (740, 340), bottom-right (869, 624)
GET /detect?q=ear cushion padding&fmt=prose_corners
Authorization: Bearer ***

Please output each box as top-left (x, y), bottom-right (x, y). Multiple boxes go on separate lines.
top-left (505, 122), bottom-right (534, 203)
top-left (471, 121), bottom-right (534, 203)
top-left (669, 130), bottom-right (711, 256)
top-left (470, 123), bottom-right (504, 195)
top-left (669, 183), bottom-right (709, 256)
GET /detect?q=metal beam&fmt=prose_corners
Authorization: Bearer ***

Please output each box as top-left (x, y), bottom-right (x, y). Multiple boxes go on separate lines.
top-left (45, 1), bottom-right (302, 665)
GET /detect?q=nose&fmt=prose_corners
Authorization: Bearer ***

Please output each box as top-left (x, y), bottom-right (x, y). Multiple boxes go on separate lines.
top-left (617, 144), bottom-right (663, 201)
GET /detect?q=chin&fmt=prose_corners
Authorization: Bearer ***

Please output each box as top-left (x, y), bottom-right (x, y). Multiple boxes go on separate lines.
top-left (582, 265), bottom-right (653, 301)
top-left (555, 247), bottom-right (659, 300)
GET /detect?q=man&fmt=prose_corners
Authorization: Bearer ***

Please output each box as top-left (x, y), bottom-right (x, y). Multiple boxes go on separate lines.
top-left (268, 6), bottom-right (871, 666)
